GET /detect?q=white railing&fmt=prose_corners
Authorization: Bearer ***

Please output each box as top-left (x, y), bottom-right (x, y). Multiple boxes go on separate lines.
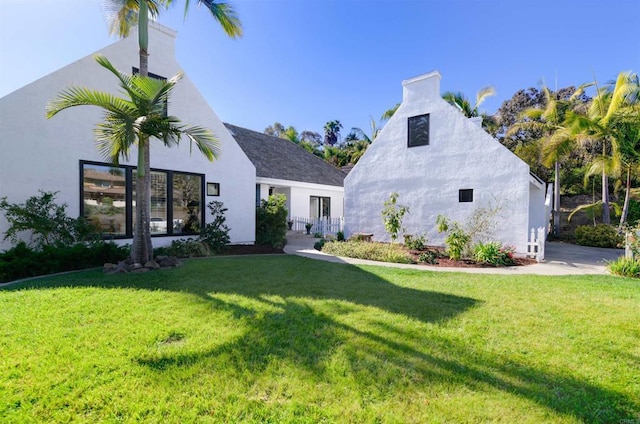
top-left (527, 227), bottom-right (546, 262)
top-left (290, 216), bottom-right (344, 237)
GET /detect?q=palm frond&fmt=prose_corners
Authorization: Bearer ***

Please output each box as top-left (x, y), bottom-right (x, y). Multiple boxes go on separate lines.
top-left (102, 0), bottom-right (164, 38)
top-left (186, 0), bottom-right (243, 38)
top-left (381, 103), bottom-right (400, 121)
top-left (475, 86), bottom-right (496, 109)
top-left (46, 86), bottom-right (136, 118)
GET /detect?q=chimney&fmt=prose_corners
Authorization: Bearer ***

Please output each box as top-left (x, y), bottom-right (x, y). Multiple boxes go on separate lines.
top-left (402, 71), bottom-right (441, 103)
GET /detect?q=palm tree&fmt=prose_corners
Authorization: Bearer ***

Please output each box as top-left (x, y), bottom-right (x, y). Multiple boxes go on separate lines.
top-left (323, 120), bottom-right (343, 146)
top-left (570, 71), bottom-right (639, 225)
top-left (442, 87), bottom-right (497, 133)
top-left (46, 57), bottom-right (220, 241)
top-left (507, 84), bottom-right (590, 235)
top-left (102, 0), bottom-right (242, 263)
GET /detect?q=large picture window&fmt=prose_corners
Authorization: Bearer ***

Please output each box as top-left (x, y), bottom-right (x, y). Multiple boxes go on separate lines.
top-left (81, 161), bottom-right (204, 238)
top-left (408, 113), bottom-right (430, 147)
top-left (310, 196), bottom-right (331, 218)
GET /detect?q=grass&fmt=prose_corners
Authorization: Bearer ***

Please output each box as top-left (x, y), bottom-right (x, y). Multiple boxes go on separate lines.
top-left (1, 255), bottom-right (639, 422)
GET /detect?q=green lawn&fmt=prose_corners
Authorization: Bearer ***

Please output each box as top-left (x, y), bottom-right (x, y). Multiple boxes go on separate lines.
top-left (1, 256), bottom-right (638, 423)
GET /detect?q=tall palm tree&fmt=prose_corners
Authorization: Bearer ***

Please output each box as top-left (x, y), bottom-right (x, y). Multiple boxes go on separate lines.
top-left (102, 0), bottom-right (242, 263)
top-left (570, 71), bottom-right (639, 225)
top-left (46, 57), bottom-right (220, 229)
top-left (507, 84), bottom-right (590, 235)
top-left (323, 120), bottom-right (343, 146)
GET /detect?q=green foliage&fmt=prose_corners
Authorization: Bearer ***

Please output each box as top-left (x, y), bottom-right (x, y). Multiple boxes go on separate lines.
top-left (626, 199), bottom-right (640, 225)
top-left (574, 224), bottom-right (623, 248)
top-left (404, 233), bottom-right (428, 250)
top-left (473, 242), bottom-right (515, 266)
top-left (199, 201), bottom-right (230, 253)
top-left (437, 215), bottom-right (471, 261)
top-left (154, 239), bottom-right (210, 258)
top-left (418, 251), bottom-right (439, 264)
top-left (313, 239), bottom-right (326, 251)
top-left (321, 240), bottom-right (414, 264)
top-left (0, 191), bottom-right (98, 249)
top-left (381, 192), bottom-right (409, 243)
top-left (0, 241), bottom-right (128, 283)
top-left (256, 194), bottom-right (288, 248)
top-left (607, 257), bottom-right (640, 278)
top-left (336, 231), bottom-right (345, 242)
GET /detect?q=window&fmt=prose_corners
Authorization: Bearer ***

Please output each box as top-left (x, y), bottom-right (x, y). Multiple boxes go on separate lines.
top-left (132, 67), bottom-right (168, 117)
top-left (459, 189), bottom-right (473, 203)
top-left (408, 113), bottom-right (430, 147)
top-left (207, 182), bottom-right (220, 196)
top-left (310, 196), bottom-right (331, 218)
top-left (80, 161), bottom-right (204, 238)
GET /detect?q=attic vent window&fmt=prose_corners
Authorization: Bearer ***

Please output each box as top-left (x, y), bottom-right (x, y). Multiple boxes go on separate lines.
top-left (408, 113), bottom-right (430, 147)
top-left (459, 189), bottom-right (473, 203)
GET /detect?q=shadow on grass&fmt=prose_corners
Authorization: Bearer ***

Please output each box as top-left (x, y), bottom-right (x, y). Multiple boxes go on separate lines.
top-left (3, 255), bottom-right (637, 420)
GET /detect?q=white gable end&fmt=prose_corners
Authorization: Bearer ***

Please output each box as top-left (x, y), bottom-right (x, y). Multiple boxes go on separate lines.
top-left (345, 71), bottom-right (541, 253)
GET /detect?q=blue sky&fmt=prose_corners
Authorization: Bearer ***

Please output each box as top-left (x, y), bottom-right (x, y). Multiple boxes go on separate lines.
top-left (1, 0), bottom-right (639, 139)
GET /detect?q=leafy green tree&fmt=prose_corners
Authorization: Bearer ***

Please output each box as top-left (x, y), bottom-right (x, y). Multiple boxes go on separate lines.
top-left (255, 194), bottom-right (288, 248)
top-left (381, 192), bottom-right (409, 243)
top-left (103, 0), bottom-right (242, 263)
top-left (264, 122), bottom-right (285, 137)
top-left (46, 55), bottom-right (219, 255)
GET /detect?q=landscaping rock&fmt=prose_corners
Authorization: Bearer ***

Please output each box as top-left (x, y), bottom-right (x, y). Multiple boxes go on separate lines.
top-left (144, 260), bottom-right (160, 269)
top-left (157, 256), bottom-right (181, 268)
top-left (130, 263), bottom-right (143, 270)
top-left (103, 263), bottom-right (117, 273)
top-left (115, 261), bottom-right (130, 273)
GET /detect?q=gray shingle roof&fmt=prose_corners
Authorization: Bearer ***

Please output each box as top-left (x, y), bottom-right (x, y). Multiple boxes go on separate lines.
top-left (224, 123), bottom-right (345, 187)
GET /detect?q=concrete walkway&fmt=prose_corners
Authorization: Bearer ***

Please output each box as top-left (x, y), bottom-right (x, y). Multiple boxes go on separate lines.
top-left (283, 232), bottom-right (624, 276)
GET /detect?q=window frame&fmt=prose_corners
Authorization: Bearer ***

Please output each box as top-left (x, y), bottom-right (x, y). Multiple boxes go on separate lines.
top-left (407, 113), bottom-right (430, 147)
top-left (458, 189), bottom-right (474, 203)
top-left (80, 160), bottom-right (205, 239)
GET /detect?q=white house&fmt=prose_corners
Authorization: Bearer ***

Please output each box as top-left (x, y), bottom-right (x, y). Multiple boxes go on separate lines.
top-left (0, 22), bottom-right (259, 250)
top-left (344, 71), bottom-right (551, 253)
top-left (225, 124), bottom-right (345, 232)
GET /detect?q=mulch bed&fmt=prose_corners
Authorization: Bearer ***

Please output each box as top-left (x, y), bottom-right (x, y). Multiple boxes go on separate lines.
top-left (406, 246), bottom-right (536, 268)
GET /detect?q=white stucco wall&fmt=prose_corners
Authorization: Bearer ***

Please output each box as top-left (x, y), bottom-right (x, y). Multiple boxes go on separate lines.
top-left (257, 177), bottom-right (344, 220)
top-left (0, 23), bottom-right (256, 250)
top-left (344, 71), bottom-right (536, 253)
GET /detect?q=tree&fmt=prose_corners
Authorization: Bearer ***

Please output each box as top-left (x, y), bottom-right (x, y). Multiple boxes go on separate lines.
top-left (264, 122), bottom-right (285, 137)
top-left (46, 55), bottom-right (219, 253)
top-left (323, 120), bottom-right (343, 146)
top-left (570, 71), bottom-right (639, 225)
top-left (442, 86), bottom-right (495, 118)
top-left (507, 84), bottom-right (590, 235)
top-left (102, 0), bottom-right (242, 263)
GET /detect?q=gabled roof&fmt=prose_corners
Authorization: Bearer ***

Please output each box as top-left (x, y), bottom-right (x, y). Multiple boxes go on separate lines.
top-left (224, 123), bottom-right (345, 187)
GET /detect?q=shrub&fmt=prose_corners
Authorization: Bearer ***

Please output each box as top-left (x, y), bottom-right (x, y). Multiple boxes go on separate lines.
top-left (336, 231), bottom-right (345, 242)
top-left (0, 191), bottom-right (98, 249)
top-left (574, 224), bottom-right (622, 248)
top-left (437, 215), bottom-right (471, 261)
top-left (154, 239), bottom-right (210, 258)
top-left (199, 201), bottom-right (230, 253)
top-left (473, 242), bottom-right (515, 266)
top-left (404, 234), bottom-right (428, 251)
top-left (418, 251), bottom-right (438, 264)
top-left (381, 192), bottom-right (409, 243)
top-left (607, 257), bottom-right (640, 278)
top-left (256, 194), bottom-right (288, 248)
top-left (314, 239), bottom-right (326, 251)
top-left (321, 240), bottom-right (414, 264)
top-left (0, 241), bottom-right (128, 283)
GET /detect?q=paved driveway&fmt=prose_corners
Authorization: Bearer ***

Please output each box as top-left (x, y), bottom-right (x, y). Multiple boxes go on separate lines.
top-left (284, 233), bottom-right (624, 276)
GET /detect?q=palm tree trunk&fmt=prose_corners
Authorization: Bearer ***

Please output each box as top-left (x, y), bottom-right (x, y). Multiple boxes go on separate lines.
top-left (602, 171), bottom-right (610, 224)
top-left (619, 167), bottom-right (631, 231)
top-left (131, 0), bottom-right (152, 263)
top-left (553, 160), bottom-right (560, 236)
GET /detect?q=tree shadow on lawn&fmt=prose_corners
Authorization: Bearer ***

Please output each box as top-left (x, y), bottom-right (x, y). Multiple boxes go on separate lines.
top-left (4, 255), bottom-right (638, 420)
